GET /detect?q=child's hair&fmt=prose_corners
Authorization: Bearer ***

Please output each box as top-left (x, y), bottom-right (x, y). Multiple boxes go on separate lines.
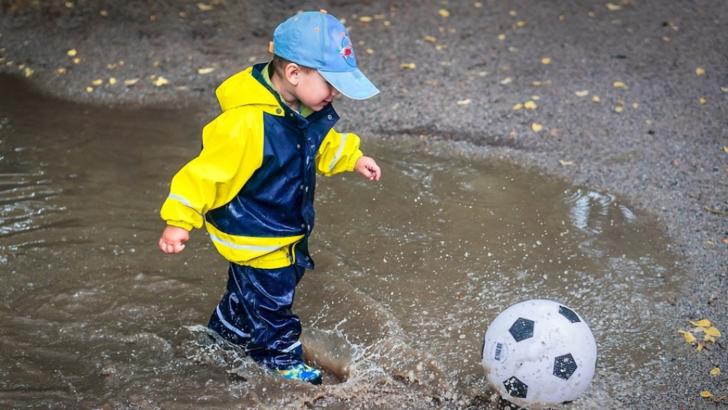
top-left (270, 55), bottom-right (314, 78)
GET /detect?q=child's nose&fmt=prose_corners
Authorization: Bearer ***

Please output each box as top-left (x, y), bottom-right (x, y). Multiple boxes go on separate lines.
top-left (331, 87), bottom-right (340, 98)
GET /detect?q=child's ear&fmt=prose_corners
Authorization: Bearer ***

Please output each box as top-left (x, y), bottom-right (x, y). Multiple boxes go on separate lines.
top-left (284, 63), bottom-right (301, 86)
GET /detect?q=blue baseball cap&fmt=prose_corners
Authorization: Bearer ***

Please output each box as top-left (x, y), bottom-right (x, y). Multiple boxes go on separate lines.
top-left (272, 11), bottom-right (379, 100)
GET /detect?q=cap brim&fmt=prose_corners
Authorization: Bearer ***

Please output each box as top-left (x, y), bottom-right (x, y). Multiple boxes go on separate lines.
top-left (319, 69), bottom-right (379, 100)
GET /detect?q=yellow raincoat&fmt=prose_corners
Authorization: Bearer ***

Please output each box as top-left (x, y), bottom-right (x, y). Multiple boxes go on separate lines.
top-left (160, 64), bottom-right (363, 268)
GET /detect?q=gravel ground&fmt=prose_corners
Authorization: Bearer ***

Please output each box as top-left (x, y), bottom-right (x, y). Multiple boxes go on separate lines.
top-left (1, 0), bottom-right (726, 407)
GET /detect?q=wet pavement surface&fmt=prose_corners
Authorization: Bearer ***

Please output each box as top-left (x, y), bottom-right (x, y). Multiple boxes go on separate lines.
top-left (0, 75), bottom-right (683, 408)
top-left (1, 0), bottom-right (727, 408)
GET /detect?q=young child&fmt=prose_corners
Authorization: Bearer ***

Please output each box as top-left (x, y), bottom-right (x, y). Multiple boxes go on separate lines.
top-left (158, 11), bottom-right (381, 384)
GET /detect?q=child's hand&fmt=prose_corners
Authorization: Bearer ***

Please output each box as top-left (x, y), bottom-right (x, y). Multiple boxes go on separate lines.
top-left (355, 156), bottom-right (381, 181)
top-left (159, 225), bottom-right (190, 254)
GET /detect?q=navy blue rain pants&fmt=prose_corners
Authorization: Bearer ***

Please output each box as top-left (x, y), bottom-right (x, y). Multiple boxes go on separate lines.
top-left (207, 262), bottom-right (305, 369)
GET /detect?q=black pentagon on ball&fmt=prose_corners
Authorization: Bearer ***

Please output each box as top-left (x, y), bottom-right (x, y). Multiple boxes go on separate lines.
top-left (503, 376), bottom-right (528, 398)
top-left (558, 305), bottom-right (581, 323)
top-left (509, 317), bottom-right (535, 342)
top-left (553, 353), bottom-right (578, 380)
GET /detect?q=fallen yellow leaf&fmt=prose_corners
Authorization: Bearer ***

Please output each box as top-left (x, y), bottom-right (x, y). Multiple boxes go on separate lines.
top-left (456, 99), bottom-right (471, 105)
top-left (541, 57), bottom-right (551, 65)
top-left (723, 145), bottom-right (728, 153)
top-left (500, 77), bottom-right (513, 85)
top-left (509, 10), bottom-right (517, 16)
top-left (366, 48), bottom-right (374, 54)
top-left (606, 3), bottom-right (622, 11)
top-left (474, 2), bottom-right (482, 8)
top-left (498, 33), bottom-right (506, 41)
top-left (690, 319), bottom-right (712, 328)
top-left (697, 342), bottom-right (704, 351)
top-left (532, 81), bottom-right (543, 87)
top-left (614, 105), bottom-right (624, 113)
top-left (400, 63), bottom-right (416, 70)
top-left (559, 159), bottom-right (574, 166)
top-left (438, 9), bottom-right (450, 17)
top-left (592, 95), bottom-right (601, 103)
top-left (516, 20), bottom-right (526, 28)
top-left (56, 67), bottom-right (67, 75)
top-left (67, 48), bottom-right (77, 57)
top-left (153, 76), bottom-right (169, 86)
top-left (710, 367), bottom-right (721, 377)
top-left (696, 67), bottom-right (705, 76)
top-left (197, 67), bottom-right (215, 74)
top-left (721, 87), bottom-right (728, 93)
top-left (100, 9), bottom-right (108, 17)
top-left (613, 81), bottom-right (627, 89)
top-left (575, 90), bottom-right (589, 97)
top-left (699, 97), bottom-right (707, 105)
top-left (423, 35), bottom-right (437, 43)
top-left (524, 100), bottom-right (537, 110)
top-left (92, 79), bottom-right (103, 86)
top-left (512, 103), bottom-right (523, 111)
top-left (679, 330), bottom-right (697, 344)
top-left (700, 390), bottom-right (713, 398)
top-left (531, 123), bottom-right (543, 132)
top-left (73, 57), bottom-right (81, 64)
top-left (197, 3), bottom-right (213, 11)
top-left (359, 16), bottom-right (372, 23)
top-left (85, 86), bottom-right (93, 93)
top-left (705, 327), bottom-right (721, 337)
top-left (108, 77), bottom-right (117, 85)
top-left (124, 78), bottom-right (139, 86)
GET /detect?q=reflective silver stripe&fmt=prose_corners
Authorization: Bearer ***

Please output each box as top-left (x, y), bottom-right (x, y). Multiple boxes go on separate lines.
top-left (328, 133), bottom-right (349, 172)
top-left (281, 341), bottom-right (301, 353)
top-left (208, 233), bottom-right (280, 252)
top-left (215, 306), bottom-right (250, 338)
top-left (168, 193), bottom-right (195, 209)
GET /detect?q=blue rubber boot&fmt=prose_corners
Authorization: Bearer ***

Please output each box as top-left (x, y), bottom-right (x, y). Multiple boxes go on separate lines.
top-left (276, 363), bottom-right (322, 385)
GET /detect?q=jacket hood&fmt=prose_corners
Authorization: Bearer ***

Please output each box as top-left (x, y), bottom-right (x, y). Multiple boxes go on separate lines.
top-left (215, 66), bottom-right (280, 112)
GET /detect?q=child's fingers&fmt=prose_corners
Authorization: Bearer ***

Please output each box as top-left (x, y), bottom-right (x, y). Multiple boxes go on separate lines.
top-left (369, 165), bottom-right (381, 181)
top-left (158, 237), bottom-right (169, 253)
top-left (159, 238), bottom-right (184, 254)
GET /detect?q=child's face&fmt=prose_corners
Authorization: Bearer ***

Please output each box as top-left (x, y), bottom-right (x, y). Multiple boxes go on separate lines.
top-left (293, 70), bottom-right (340, 111)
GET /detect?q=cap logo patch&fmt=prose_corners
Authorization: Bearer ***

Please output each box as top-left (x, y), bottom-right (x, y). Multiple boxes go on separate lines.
top-left (337, 33), bottom-right (356, 67)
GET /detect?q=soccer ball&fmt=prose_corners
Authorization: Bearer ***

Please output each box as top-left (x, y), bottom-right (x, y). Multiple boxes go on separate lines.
top-left (481, 299), bottom-right (597, 408)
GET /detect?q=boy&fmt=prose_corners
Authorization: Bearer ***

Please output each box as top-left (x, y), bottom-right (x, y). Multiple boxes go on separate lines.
top-left (158, 11), bottom-right (381, 384)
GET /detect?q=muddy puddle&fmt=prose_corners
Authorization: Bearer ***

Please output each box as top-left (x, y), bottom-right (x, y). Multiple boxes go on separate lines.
top-left (0, 75), bottom-right (680, 408)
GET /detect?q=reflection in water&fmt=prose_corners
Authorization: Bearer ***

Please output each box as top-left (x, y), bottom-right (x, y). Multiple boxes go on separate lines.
top-left (564, 189), bottom-right (635, 235)
top-left (0, 75), bottom-right (680, 408)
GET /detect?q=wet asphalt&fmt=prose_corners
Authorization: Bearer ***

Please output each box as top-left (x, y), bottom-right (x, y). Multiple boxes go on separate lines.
top-left (1, 0), bottom-right (726, 408)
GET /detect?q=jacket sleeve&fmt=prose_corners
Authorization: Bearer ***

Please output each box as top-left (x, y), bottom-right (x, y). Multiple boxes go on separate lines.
top-left (315, 128), bottom-right (364, 176)
top-left (160, 109), bottom-right (264, 230)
